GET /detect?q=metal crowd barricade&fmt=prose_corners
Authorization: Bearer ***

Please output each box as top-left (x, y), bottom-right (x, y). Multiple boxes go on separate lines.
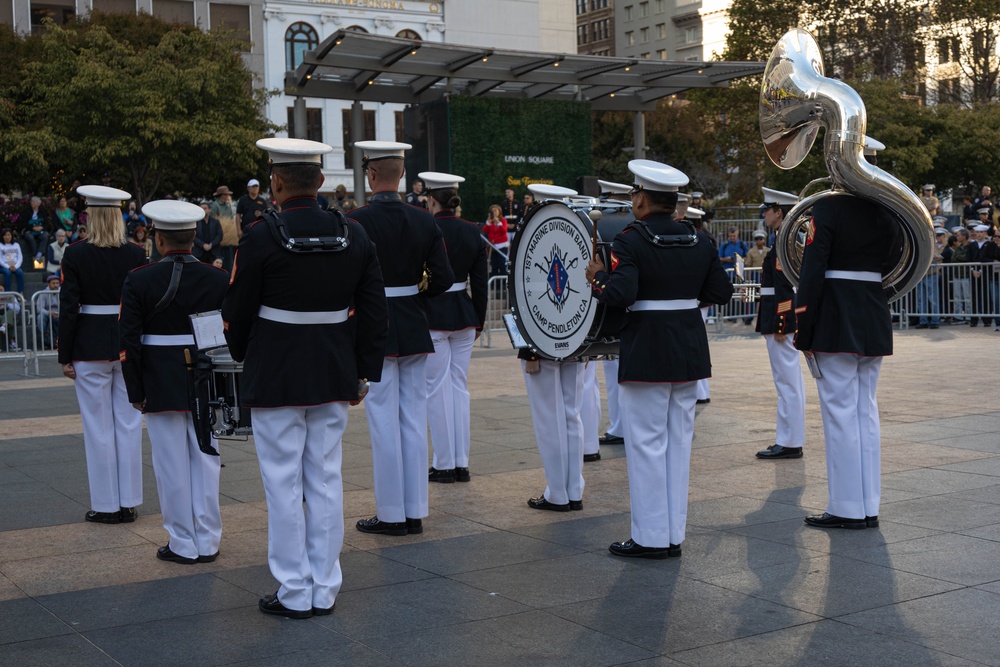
top-left (0, 291), bottom-right (31, 375)
top-left (713, 266), bottom-right (763, 329)
top-left (482, 275), bottom-right (509, 348)
top-left (896, 261), bottom-right (1000, 328)
top-left (30, 288), bottom-right (60, 374)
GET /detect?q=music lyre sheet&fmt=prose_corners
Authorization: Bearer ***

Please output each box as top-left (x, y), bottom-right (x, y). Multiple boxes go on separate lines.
top-left (190, 310), bottom-right (227, 350)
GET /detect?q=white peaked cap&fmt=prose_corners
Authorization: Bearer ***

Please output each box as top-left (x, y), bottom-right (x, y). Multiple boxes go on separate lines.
top-left (863, 136), bottom-right (885, 156)
top-left (628, 159), bottom-right (689, 193)
top-left (257, 138), bottom-right (333, 165)
top-left (597, 179), bottom-right (631, 194)
top-left (419, 171), bottom-right (465, 191)
top-left (77, 185), bottom-right (131, 207)
top-left (354, 140), bottom-right (411, 161)
top-left (686, 207), bottom-right (706, 218)
top-left (141, 200), bottom-right (204, 231)
top-left (528, 184), bottom-right (578, 199)
top-left (762, 187), bottom-right (798, 206)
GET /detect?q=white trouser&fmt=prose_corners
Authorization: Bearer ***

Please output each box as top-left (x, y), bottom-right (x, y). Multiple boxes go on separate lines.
top-left (73, 360), bottom-right (143, 512)
top-left (697, 307), bottom-right (710, 400)
top-left (366, 355), bottom-right (429, 522)
top-left (253, 402), bottom-right (348, 613)
top-left (582, 361), bottom-right (600, 455)
top-left (620, 381), bottom-right (697, 547)
top-left (427, 328), bottom-right (476, 470)
top-left (602, 359), bottom-right (622, 437)
top-left (522, 359), bottom-right (585, 505)
top-left (764, 334), bottom-right (806, 448)
top-left (813, 353), bottom-right (882, 519)
top-left (145, 413), bottom-right (221, 560)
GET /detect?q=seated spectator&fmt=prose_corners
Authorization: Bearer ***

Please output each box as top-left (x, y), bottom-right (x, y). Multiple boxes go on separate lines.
top-left (0, 284), bottom-right (20, 351)
top-left (47, 229), bottom-right (68, 276)
top-left (54, 197), bottom-right (76, 237)
top-left (718, 227), bottom-right (748, 275)
top-left (484, 204), bottom-right (509, 276)
top-left (0, 228), bottom-right (24, 293)
top-left (36, 274), bottom-right (60, 349)
top-left (21, 196), bottom-right (50, 263)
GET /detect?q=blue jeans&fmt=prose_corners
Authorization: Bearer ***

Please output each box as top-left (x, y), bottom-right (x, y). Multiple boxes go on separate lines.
top-left (0, 266), bottom-right (24, 292)
top-left (916, 275), bottom-right (940, 325)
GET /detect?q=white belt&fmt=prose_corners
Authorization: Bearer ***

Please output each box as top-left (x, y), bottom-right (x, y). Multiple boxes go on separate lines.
top-left (140, 334), bottom-right (195, 346)
top-left (629, 299), bottom-right (699, 311)
top-left (80, 304), bottom-right (119, 315)
top-left (385, 285), bottom-right (419, 298)
top-left (824, 270), bottom-right (882, 283)
top-left (760, 287), bottom-right (775, 296)
top-left (258, 305), bottom-right (349, 325)
top-left (446, 282), bottom-right (467, 293)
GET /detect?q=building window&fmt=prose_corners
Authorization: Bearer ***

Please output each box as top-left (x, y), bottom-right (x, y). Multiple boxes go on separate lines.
top-left (30, 2), bottom-right (74, 33)
top-left (395, 111), bottom-right (405, 143)
top-left (577, 25), bottom-right (586, 45)
top-left (658, 49), bottom-right (666, 60)
top-left (396, 29), bottom-right (421, 40)
top-left (342, 109), bottom-right (376, 169)
top-left (625, 31), bottom-right (634, 47)
top-left (624, 5), bottom-right (633, 21)
top-left (92, 0), bottom-right (135, 15)
top-left (639, 1), bottom-right (649, 17)
top-left (346, 25), bottom-right (368, 33)
top-left (287, 107), bottom-right (324, 144)
top-left (937, 36), bottom-right (959, 64)
top-left (285, 22), bottom-right (318, 72)
top-left (152, 0), bottom-right (193, 25)
top-left (657, 23), bottom-right (666, 39)
top-left (577, 0), bottom-right (586, 14)
top-left (940, 77), bottom-right (961, 102)
top-left (641, 52), bottom-right (650, 59)
top-left (210, 3), bottom-right (250, 49)
top-left (684, 26), bottom-right (702, 44)
top-left (655, 0), bottom-right (665, 11)
top-left (640, 27), bottom-right (648, 43)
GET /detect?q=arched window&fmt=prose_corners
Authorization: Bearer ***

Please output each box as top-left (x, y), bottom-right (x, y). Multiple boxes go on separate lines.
top-left (285, 22), bottom-right (318, 71)
top-left (396, 29), bottom-right (421, 41)
top-left (345, 25), bottom-right (368, 33)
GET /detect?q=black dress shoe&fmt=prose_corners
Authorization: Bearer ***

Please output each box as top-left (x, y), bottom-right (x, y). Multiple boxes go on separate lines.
top-left (454, 467), bottom-right (470, 482)
top-left (259, 593), bottom-right (311, 619)
top-left (406, 518), bottom-right (423, 534)
top-left (156, 545), bottom-right (198, 564)
top-left (756, 444), bottom-right (804, 460)
top-left (599, 433), bottom-right (624, 445)
top-left (428, 467), bottom-right (455, 483)
top-left (929, 324), bottom-right (939, 329)
top-left (696, 398), bottom-right (711, 405)
top-left (527, 496), bottom-right (571, 512)
top-left (915, 323), bottom-right (929, 329)
top-left (804, 512), bottom-right (867, 529)
top-left (865, 515), bottom-right (879, 528)
top-left (356, 516), bottom-right (408, 536)
top-left (608, 538), bottom-right (681, 559)
top-left (119, 507), bottom-right (138, 523)
top-left (85, 510), bottom-right (121, 524)
top-left (569, 499), bottom-right (583, 511)
top-left (583, 452), bottom-right (601, 462)
top-left (311, 603), bottom-right (335, 616)
top-left (197, 551), bottom-right (219, 563)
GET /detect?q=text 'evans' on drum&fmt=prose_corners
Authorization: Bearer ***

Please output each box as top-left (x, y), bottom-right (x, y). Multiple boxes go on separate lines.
top-left (205, 347), bottom-right (252, 438)
top-left (507, 199), bottom-right (630, 360)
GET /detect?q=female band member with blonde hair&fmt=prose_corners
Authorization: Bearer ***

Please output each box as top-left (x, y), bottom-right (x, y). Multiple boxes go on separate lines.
top-left (59, 185), bottom-right (147, 524)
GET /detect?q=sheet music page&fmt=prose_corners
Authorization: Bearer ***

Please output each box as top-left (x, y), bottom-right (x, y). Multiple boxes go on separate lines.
top-left (503, 313), bottom-right (528, 349)
top-left (189, 311), bottom-right (227, 350)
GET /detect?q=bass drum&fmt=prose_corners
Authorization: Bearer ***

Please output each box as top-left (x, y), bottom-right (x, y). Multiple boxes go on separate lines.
top-left (508, 200), bottom-right (631, 360)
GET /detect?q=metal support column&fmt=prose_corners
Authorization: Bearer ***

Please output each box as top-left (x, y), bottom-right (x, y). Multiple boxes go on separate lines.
top-left (351, 100), bottom-right (366, 206)
top-left (633, 111), bottom-right (646, 159)
top-left (292, 97), bottom-right (307, 139)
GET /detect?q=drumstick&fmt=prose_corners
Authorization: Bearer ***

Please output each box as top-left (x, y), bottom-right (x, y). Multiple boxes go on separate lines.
top-left (588, 209), bottom-right (602, 261)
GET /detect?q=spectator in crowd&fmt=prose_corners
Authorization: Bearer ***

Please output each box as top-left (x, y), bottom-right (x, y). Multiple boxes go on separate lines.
top-left (193, 203), bottom-right (222, 264)
top-left (744, 230), bottom-right (769, 268)
top-left (523, 192), bottom-right (535, 212)
top-left (0, 284), bottom-right (20, 351)
top-left (36, 274), bottom-right (60, 349)
top-left (963, 195), bottom-right (975, 220)
top-left (920, 185), bottom-right (941, 215)
top-left (718, 227), bottom-right (747, 274)
top-left (54, 196), bottom-right (76, 237)
top-left (22, 196), bottom-right (50, 263)
top-left (123, 200), bottom-right (146, 235)
top-left (75, 224), bottom-right (88, 242)
top-left (406, 178), bottom-right (426, 208)
top-left (0, 228), bottom-right (24, 293)
top-left (499, 187), bottom-right (523, 233)
top-left (129, 223), bottom-right (152, 261)
top-left (968, 224), bottom-right (997, 327)
top-left (914, 228), bottom-right (945, 329)
top-left (483, 204), bottom-right (509, 277)
top-left (211, 257), bottom-right (224, 270)
top-left (236, 179), bottom-right (268, 233)
top-left (47, 228), bottom-right (68, 276)
top-left (972, 186), bottom-right (993, 219)
top-left (952, 228), bottom-right (972, 321)
top-left (331, 185), bottom-right (357, 213)
top-left (210, 185), bottom-right (238, 270)
top-left (977, 207), bottom-right (993, 233)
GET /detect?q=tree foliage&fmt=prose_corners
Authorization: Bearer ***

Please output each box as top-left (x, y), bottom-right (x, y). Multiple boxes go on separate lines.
top-left (1, 13), bottom-right (274, 201)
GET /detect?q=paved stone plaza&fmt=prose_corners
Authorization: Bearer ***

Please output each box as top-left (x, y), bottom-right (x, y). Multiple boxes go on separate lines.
top-left (1, 326), bottom-right (998, 666)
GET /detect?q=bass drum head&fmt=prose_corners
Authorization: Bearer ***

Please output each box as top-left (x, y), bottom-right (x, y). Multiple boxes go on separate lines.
top-left (509, 201), bottom-right (597, 360)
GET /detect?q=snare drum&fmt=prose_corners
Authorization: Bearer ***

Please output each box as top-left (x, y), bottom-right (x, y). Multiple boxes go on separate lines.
top-left (507, 199), bottom-right (631, 360)
top-left (205, 347), bottom-right (252, 437)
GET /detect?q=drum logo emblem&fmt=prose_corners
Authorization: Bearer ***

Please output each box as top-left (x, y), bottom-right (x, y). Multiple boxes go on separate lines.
top-left (542, 244), bottom-right (575, 311)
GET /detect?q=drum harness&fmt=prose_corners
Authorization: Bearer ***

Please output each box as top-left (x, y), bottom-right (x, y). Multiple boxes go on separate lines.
top-left (629, 218), bottom-right (699, 248)
top-left (261, 208), bottom-right (351, 253)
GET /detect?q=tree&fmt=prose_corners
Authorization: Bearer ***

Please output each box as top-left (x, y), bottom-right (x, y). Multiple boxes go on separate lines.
top-left (10, 13), bottom-right (273, 201)
top-left (932, 0), bottom-right (1000, 105)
